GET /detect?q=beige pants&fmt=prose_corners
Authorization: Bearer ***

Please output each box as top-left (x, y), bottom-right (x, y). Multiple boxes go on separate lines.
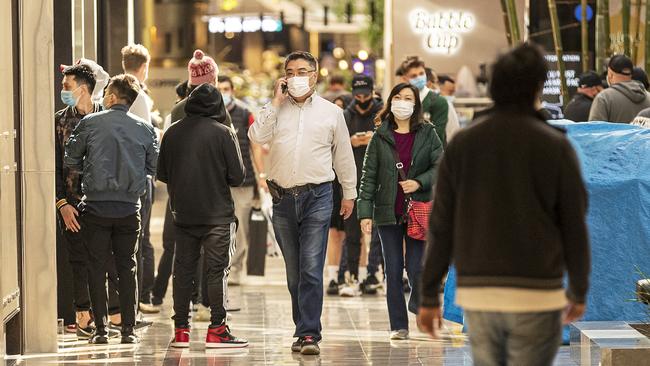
top-left (230, 186), bottom-right (255, 274)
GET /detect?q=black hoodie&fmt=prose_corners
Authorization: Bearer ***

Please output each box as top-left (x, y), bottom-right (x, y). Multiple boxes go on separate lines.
top-left (157, 83), bottom-right (246, 226)
top-left (344, 97), bottom-right (384, 183)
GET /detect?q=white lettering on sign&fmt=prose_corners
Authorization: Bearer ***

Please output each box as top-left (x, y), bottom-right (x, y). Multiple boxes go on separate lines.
top-left (409, 8), bottom-right (476, 55)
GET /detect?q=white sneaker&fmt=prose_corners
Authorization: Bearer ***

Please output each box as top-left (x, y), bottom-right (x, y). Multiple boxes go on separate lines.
top-left (339, 279), bottom-right (360, 297)
top-left (390, 329), bottom-right (409, 340)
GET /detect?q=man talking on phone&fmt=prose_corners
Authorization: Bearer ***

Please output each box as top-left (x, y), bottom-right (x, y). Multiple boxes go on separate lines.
top-left (248, 51), bottom-right (357, 355)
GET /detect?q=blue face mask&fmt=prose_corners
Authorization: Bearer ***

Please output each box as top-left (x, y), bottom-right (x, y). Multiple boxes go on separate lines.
top-left (60, 86), bottom-right (81, 107)
top-left (409, 75), bottom-right (427, 91)
top-left (222, 93), bottom-right (232, 107)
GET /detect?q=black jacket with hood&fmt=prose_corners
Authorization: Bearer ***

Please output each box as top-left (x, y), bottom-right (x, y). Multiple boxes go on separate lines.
top-left (157, 83), bottom-right (246, 226)
top-left (343, 97), bottom-right (384, 184)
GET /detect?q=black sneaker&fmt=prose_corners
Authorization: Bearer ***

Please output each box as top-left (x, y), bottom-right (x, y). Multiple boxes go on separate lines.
top-left (89, 328), bottom-right (109, 344)
top-left (121, 327), bottom-right (140, 344)
top-left (76, 325), bottom-right (95, 340)
top-left (300, 336), bottom-right (320, 355)
top-left (361, 276), bottom-right (379, 295)
top-left (291, 337), bottom-right (304, 352)
top-left (326, 280), bottom-right (339, 295)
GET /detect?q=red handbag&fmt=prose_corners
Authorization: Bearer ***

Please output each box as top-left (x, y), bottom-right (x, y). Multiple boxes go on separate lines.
top-left (390, 146), bottom-right (433, 241)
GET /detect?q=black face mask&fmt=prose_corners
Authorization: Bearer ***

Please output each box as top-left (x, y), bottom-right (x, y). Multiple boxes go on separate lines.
top-left (357, 99), bottom-right (372, 109)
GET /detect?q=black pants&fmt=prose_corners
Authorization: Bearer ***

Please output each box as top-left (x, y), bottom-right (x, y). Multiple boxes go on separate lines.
top-left (172, 222), bottom-right (236, 328)
top-left (152, 200), bottom-right (174, 302)
top-left (56, 216), bottom-right (91, 325)
top-left (82, 212), bottom-right (140, 329)
top-left (343, 205), bottom-right (362, 279)
top-left (137, 177), bottom-right (155, 304)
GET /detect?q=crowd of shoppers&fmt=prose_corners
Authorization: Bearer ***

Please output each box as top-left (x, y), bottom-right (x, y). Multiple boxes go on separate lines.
top-left (53, 37), bottom-right (604, 364)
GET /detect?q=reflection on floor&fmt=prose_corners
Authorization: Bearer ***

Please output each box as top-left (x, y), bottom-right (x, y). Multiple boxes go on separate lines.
top-left (3, 190), bottom-right (577, 365)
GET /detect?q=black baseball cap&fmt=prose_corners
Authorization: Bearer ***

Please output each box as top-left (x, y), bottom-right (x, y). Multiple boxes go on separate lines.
top-left (608, 54), bottom-right (633, 76)
top-left (352, 75), bottom-right (373, 96)
top-left (578, 71), bottom-right (603, 88)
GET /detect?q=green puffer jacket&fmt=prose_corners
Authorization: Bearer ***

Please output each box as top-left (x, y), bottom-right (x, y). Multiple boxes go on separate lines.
top-left (357, 120), bottom-right (443, 226)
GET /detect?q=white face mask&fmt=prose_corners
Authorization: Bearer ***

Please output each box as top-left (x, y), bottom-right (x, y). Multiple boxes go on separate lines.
top-left (391, 100), bottom-right (415, 120)
top-left (287, 76), bottom-right (312, 98)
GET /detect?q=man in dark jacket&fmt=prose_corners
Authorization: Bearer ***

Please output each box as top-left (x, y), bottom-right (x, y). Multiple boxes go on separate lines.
top-left (158, 83), bottom-right (248, 349)
top-left (418, 44), bottom-right (590, 365)
top-left (65, 74), bottom-right (159, 344)
top-left (564, 71), bottom-right (603, 122)
top-left (338, 75), bottom-right (384, 297)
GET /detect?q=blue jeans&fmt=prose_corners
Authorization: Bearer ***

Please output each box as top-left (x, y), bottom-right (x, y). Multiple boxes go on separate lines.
top-left (273, 182), bottom-right (333, 340)
top-left (377, 224), bottom-right (425, 331)
top-left (465, 310), bottom-right (562, 366)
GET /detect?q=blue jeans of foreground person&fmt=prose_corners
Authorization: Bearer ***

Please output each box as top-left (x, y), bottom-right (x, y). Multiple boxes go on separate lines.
top-left (378, 224), bottom-right (425, 331)
top-left (273, 182), bottom-right (333, 341)
top-left (465, 310), bottom-right (562, 366)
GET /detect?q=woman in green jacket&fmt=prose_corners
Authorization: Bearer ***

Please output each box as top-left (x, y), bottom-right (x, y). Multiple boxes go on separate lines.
top-left (357, 83), bottom-right (443, 340)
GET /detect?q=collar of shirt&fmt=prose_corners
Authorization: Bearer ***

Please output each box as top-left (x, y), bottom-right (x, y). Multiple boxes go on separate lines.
top-left (288, 92), bottom-right (317, 107)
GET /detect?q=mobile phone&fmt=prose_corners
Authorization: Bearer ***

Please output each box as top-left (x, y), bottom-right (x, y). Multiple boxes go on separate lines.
top-left (355, 132), bottom-right (367, 137)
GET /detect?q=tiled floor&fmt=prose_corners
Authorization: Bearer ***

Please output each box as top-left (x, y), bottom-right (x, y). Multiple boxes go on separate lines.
top-left (4, 190), bottom-right (577, 365)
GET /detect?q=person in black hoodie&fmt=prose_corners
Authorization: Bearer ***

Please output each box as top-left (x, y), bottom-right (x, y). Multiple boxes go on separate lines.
top-left (338, 75), bottom-right (384, 297)
top-left (418, 43), bottom-right (590, 365)
top-left (158, 83), bottom-right (248, 349)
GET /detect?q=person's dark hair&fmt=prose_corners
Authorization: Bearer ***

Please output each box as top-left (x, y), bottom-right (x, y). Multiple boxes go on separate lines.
top-left (107, 74), bottom-right (140, 106)
top-left (632, 67), bottom-right (650, 90)
top-left (425, 67), bottom-right (437, 83)
top-left (400, 55), bottom-right (426, 74)
top-left (375, 83), bottom-right (423, 131)
top-left (62, 64), bottom-right (96, 94)
top-left (489, 43), bottom-right (547, 109)
top-left (218, 75), bottom-right (234, 89)
top-left (438, 75), bottom-right (455, 84)
top-left (395, 66), bottom-right (404, 77)
top-left (329, 75), bottom-right (345, 86)
top-left (284, 51), bottom-right (319, 71)
top-left (175, 80), bottom-right (189, 99)
top-left (334, 94), bottom-right (353, 109)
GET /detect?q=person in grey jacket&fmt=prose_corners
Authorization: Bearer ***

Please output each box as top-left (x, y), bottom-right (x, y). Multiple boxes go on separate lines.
top-left (589, 55), bottom-right (650, 123)
top-left (65, 74), bottom-right (158, 345)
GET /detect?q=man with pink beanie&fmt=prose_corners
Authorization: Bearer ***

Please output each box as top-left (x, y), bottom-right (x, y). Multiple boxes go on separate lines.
top-left (169, 50), bottom-right (231, 126)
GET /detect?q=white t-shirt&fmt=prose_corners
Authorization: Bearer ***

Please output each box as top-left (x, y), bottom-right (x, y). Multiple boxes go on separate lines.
top-left (129, 90), bottom-right (153, 126)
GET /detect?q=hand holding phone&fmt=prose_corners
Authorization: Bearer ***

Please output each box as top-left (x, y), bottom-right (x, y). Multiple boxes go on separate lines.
top-left (273, 78), bottom-right (288, 107)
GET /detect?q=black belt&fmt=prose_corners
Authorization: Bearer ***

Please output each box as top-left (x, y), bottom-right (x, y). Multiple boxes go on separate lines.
top-left (283, 182), bottom-right (329, 195)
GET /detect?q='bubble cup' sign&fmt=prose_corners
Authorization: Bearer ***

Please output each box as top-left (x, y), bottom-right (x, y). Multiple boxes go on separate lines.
top-left (409, 8), bottom-right (476, 55)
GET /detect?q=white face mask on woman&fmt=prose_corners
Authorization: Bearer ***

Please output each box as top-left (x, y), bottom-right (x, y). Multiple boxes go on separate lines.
top-left (391, 100), bottom-right (415, 120)
top-left (287, 76), bottom-right (312, 98)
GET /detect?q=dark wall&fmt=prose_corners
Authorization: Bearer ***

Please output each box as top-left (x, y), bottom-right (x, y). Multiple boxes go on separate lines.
top-left (53, 0), bottom-right (73, 112)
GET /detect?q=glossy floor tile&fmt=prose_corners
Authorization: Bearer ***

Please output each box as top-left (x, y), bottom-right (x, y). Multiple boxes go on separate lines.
top-left (4, 192), bottom-right (577, 365)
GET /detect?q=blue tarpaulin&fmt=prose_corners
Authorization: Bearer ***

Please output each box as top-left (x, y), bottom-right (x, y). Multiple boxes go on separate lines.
top-left (442, 121), bottom-right (650, 342)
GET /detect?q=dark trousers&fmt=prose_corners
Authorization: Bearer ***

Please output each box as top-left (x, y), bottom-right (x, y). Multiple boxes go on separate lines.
top-left (152, 200), bottom-right (175, 303)
top-left (272, 183), bottom-right (332, 340)
top-left (337, 226), bottom-right (384, 283)
top-left (378, 224), bottom-right (425, 331)
top-left (81, 212), bottom-right (141, 329)
top-left (56, 217), bottom-right (91, 325)
top-left (343, 206), bottom-right (362, 279)
top-left (172, 222), bottom-right (236, 328)
top-left (137, 177), bottom-right (155, 304)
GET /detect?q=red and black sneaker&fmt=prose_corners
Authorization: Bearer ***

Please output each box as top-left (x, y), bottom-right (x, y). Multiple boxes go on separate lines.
top-left (206, 324), bottom-right (249, 348)
top-left (170, 327), bottom-right (190, 348)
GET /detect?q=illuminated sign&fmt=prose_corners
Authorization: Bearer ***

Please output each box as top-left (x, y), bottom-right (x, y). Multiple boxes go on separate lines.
top-left (409, 8), bottom-right (475, 55)
top-left (208, 16), bottom-right (282, 33)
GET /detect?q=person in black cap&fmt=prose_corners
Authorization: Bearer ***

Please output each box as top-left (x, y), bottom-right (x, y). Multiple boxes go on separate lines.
top-left (589, 54), bottom-right (650, 123)
top-left (632, 67), bottom-right (650, 90)
top-left (563, 71), bottom-right (604, 122)
top-left (337, 75), bottom-right (385, 297)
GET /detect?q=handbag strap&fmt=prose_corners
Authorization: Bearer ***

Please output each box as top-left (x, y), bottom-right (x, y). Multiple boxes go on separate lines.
top-left (389, 144), bottom-right (413, 203)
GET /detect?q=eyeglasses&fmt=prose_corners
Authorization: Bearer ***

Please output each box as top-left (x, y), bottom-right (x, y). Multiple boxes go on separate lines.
top-left (285, 69), bottom-right (316, 78)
